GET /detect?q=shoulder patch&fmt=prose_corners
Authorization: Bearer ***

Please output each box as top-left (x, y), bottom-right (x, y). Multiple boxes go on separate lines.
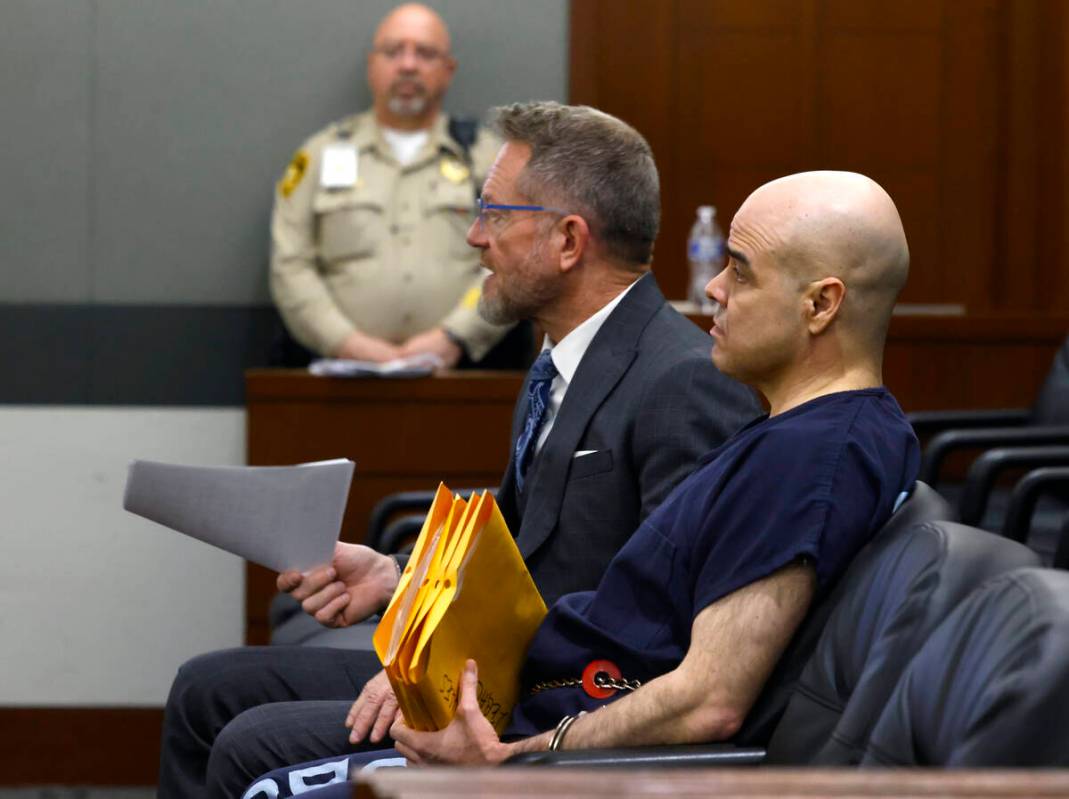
top-left (278, 150), bottom-right (309, 197)
top-left (440, 157), bottom-right (470, 185)
top-left (461, 284), bottom-right (481, 310)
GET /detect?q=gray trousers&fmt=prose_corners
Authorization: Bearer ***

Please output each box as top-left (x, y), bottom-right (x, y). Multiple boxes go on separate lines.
top-left (158, 645), bottom-right (384, 799)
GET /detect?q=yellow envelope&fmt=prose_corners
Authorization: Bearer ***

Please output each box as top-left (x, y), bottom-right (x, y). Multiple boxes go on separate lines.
top-left (395, 494), bottom-right (469, 683)
top-left (374, 486), bottom-right (546, 734)
top-left (386, 669), bottom-right (435, 732)
top-left (376, 488), bottom-right (470, 730)
top-left (419, 495), bottom-right (547, 733)
top-left (407, 492), bottom-right (489, 681)
top-left (374, 483), bottom-right (452, 666)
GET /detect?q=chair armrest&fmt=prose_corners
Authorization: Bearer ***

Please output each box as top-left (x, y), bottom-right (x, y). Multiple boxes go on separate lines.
top-left (377, 516), bottom-right (426, 554)
top-left (366, 491), bottom-right (438, 551)
top-left (503, 744), bottom-right (766, 768)
top-left (957, 446), bottom-right (1069, 527)
top-left (366, 487), bottom-right (497, 551)
top-left (1001, 466), bottom-right (1069, 544)
top-left (1056, 516), bottom-right (1069, 570)
top-left (919, 425), bottom-right (1069, 486)
top-left (908, 408), bottom-right (1030, 438)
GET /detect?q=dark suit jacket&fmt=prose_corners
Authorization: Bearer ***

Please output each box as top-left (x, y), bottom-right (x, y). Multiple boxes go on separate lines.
top-left (498, 272), bottom-right (761, 607)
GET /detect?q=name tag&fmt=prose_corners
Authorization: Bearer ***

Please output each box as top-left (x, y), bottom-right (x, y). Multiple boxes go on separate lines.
top-left (320, 145), bottom-right (358, 188)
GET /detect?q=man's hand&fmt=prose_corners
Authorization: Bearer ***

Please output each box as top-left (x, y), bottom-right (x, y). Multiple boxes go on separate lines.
top-left (400, 327), bottom-right (463, 368)
top-left (346, 669), bottom-right (402, 744)
top-left (334, 330), bottom-right (403, 363)
top-left (276, 542), bottom-right (400, 628)
top-left (390, 660), bottom-right (511, 765)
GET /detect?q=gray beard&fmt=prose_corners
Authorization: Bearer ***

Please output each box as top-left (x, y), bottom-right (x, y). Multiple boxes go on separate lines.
top-left (477, 291), bottom-right (520, 326)
top-left (477, 229), bottom-right (559, 326)
top-left (387, 94), bottom-right (429, 118)
top-left (478, 267), bottom-right (560, 327)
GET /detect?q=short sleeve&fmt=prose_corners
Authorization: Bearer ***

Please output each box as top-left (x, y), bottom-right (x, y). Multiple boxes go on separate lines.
top-left (688, 407), bottom-right (890, 617)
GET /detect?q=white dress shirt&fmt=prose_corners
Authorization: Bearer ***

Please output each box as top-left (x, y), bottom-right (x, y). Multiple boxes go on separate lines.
top-left (535, 276), bottom-right (642, 452)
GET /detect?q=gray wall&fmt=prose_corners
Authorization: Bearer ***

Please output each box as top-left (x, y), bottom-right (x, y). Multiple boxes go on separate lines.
top-left (1, 0), bottom-right (567, 402)
top-left (0, 1), bottom-right (566, 707)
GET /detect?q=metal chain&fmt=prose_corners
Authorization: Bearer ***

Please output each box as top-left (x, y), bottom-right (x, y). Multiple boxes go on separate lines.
top-left (529, 671), bottom-right (642, 695)
top-left (529, 677), bottom-right (582, 695)
top-left (593, 672), bottom-right (642, 692)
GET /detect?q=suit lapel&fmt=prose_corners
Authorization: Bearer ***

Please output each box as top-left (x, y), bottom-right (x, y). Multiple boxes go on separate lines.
top-left (515, 273), bottom-right (665, 559)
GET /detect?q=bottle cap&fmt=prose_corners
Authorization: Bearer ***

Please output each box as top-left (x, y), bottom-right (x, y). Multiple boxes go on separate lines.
top-left (698, 205), bottom-right (715, 222)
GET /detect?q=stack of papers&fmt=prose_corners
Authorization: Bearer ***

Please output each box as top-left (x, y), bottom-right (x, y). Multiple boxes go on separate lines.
top-left (123, 458), bottom-right (355, 572)
top-left (308, 353), bottom-right (443, 378)
top-left (373, 484), bottom-right (547, 733)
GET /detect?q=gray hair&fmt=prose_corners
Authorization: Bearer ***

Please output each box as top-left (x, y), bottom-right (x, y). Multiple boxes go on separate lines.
top-left (492, 101), bottom-right (660, 267)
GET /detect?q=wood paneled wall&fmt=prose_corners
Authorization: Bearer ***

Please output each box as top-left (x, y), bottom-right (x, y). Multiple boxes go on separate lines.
top-left (570, 0), bottom-right (1069, 313)
top-left (0, 708), bottom-right (162, 785)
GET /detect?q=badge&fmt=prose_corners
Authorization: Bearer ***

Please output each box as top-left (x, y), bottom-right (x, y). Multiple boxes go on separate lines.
top-left (320, 144), bottom-right (358, 188)
top-left (278, 150), bottom-right (308, 198)
top-left (440, 157), bottom-right (470, 184)
top-left (461, 284), bottom-right (481, 310)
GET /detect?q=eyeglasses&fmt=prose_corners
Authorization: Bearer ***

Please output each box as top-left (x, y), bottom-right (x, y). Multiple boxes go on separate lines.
top-left (476, 197), bottom-right (572, 231)
top-left (372, 41), bottom-right (449, 64)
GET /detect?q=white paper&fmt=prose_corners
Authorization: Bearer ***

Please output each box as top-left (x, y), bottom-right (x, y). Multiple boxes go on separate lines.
top-left (308, 352), bottom-right (443, 378)
top-left (123, 458), bottom-right (355, 572)
top-left (320, 144), bottom-right (358, 188)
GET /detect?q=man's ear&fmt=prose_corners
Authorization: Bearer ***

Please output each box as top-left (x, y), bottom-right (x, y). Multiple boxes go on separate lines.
top-left (557, 215), bottom-right (591, 274)
top-left (805, 277), bottom-right (845, 335)
top-left (442, 55), bottom-right (458, 83)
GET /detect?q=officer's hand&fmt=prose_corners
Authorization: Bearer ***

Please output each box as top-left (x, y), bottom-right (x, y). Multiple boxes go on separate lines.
top-left (400, 327), bottom-right (462, 368)
top-left (276, 542), bottom-right (400, 628)
top-left (346, 669), bottom-right (402, 744)
top-left (335, 330), bottom-right (403, 363)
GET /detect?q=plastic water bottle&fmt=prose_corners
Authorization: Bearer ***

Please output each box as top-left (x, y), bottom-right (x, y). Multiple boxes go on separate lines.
top-left (687, 205), bottom-right (725, 313)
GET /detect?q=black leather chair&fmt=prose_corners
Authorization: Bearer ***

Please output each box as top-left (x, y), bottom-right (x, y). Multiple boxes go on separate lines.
top-left (999, 465), bottom-right (1069, 563)
top-left (954, 445), bottom-right (1069, 528)
top-left (730, 482), bottom-right (954, 748)
top-left (507, 481), bottom-right (958, 767)
top-left (365, 487), bottom-right (496, 555)
top-left (861, 567), bottom-right (1069, 766)
top-left (912, 335), bottom-right (1069, 523)
top-left (1057, 514), bottom-right (1069, 570)
top-left (765, 520), bottom-right (1039, 764)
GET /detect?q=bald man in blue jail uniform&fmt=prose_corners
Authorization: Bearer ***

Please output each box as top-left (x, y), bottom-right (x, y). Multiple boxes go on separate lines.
top-left (243, 168), bottom-right (921, 797)
top-left (159, 102), bottom-right (760, 798)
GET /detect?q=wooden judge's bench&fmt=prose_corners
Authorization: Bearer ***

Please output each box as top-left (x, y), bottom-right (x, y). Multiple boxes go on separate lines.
top-left (349, 766), bottom-right (1069, 798)
top-left (244, 311), bottom-right (1068, 643)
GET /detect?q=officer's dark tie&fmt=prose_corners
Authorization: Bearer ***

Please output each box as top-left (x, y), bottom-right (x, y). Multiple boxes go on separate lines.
top-left (513, 349), bottom-right (558, 493)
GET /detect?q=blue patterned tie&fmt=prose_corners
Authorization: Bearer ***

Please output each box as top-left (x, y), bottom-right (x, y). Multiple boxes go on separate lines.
top-left (514, 349), bottom-right (558, 493)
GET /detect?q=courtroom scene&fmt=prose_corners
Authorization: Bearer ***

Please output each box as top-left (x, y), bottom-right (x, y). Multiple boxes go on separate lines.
top-left (0, 1), bottom-right (1067, 798)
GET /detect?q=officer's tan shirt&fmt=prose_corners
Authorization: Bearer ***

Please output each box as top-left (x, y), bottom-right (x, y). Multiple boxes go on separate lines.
top-left (270, 111), bottom-right (507, 359)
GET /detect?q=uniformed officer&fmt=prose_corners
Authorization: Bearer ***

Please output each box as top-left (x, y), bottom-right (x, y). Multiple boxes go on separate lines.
top-left (270, 3), bottom-right (508, 367)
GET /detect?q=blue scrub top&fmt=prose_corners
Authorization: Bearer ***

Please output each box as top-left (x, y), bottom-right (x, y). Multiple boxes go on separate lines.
top-left (506, 387), bottom-right (920, 737)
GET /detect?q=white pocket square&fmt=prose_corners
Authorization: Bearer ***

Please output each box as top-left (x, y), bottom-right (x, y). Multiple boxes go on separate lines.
top-left (573, 450), bottom-right (598, 458)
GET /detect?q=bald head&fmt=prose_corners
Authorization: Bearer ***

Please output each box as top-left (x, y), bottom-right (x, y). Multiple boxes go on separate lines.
top-left (367, 4), bottom-right (456, 129)
top-left (736, 171), bottom-right (909, 344)
top-left (709, 171), bottom-right (909, 404)
top-left (374, 4), bottom-right (451, 52)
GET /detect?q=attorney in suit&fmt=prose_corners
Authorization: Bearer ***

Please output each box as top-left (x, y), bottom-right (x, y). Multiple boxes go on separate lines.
top-left (158, 102), bottom-right (758, 799)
